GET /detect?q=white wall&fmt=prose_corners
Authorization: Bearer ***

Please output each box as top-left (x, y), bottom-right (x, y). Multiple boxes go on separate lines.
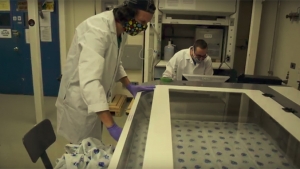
top-left (255, 1), bottom-right (278, 76)
top-left (255, 0), bottom-right (300, 88)
top-left (233, 0), bottom-right (253, 75)
top-left (64, 0), bottom-right (95, 49)
top-left (64, 0), bottom-right (144, 97)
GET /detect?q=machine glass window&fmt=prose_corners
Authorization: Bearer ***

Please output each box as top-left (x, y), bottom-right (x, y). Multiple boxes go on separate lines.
top-left (0, 13), bottom-right (11, 27)
top-left (111, 92), bottom-right (153, 169)
top-left (169, 89), bottom-right (300, 169)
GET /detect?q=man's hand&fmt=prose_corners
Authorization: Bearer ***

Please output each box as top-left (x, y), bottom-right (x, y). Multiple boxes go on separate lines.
top-left (97, 111), bottom-right (122, 141)
top-left (119, 76), bottom-right (155, 97)
top-left (126, 84), bottom-right (155, 98)
top-left (107, 124), bottom-right (122, 141)
top-left (97, 111), bottom-right (114, 128)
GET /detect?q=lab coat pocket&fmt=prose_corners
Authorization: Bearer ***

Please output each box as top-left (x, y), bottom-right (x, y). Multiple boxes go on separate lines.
top-left (63, 104), bottom-right (87, 134)
top-left (56, 106), bottom-right (65, 130)
top-left (64, 87), bottom-right (87, 115)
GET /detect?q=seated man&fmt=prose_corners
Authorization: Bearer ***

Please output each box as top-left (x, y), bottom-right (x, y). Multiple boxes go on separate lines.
top-left (162, 39), bottom-right (214, 80)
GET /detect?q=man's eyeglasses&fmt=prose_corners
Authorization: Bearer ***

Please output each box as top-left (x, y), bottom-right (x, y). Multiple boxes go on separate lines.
top-left (192, 47), bottom-right (207, 59)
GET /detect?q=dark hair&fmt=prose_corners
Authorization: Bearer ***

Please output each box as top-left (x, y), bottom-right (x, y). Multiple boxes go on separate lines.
top-left (113, 5), bottom-right (138, 24)
top-left (193, 39), bottom-right (208, 49)
top-left (113, 1), bottom-right (156, 24)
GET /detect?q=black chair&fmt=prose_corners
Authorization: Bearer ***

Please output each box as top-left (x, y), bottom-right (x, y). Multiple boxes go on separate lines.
top-left (23, 119), bottom-right (56, 169)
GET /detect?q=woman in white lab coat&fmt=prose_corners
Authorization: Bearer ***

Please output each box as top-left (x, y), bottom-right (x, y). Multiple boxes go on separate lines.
top-left (162, 39), bottom-right (214, 80)
top-left (55, 0), bottom-right (156, 144)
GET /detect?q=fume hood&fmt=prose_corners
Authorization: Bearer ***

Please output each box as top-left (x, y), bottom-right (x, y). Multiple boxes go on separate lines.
top-left (144, 0), bottom-right (259, 82)
top-left (152, 0), bottom-right (238, 70)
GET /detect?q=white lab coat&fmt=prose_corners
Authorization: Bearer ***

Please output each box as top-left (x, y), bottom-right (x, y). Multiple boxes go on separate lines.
top-left (162, 47), bottom-right (214, 80)
top-left (55, 10), bottom-right (128, 144)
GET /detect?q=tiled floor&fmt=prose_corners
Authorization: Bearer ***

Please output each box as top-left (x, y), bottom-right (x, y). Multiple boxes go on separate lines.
top-left (0, 94), bottom-right (128, 169)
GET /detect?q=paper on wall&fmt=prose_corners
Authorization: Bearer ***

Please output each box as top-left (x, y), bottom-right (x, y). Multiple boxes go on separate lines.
top-left (0, 29), bottom-right (11, 38)
top-left (0, 0), bottom-right (10, 11)
top-left (40, 26), bottom-right (52, 42)
top-left (25, 29), bottom-right (30, 44)
top-left (39, 12), bottom-right (51, 27)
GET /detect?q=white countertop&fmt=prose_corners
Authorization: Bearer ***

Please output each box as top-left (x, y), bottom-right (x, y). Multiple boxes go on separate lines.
top-left (269, 86), bottom-right (300, 106)
top-left (155, 60), bottom-right (231, 70)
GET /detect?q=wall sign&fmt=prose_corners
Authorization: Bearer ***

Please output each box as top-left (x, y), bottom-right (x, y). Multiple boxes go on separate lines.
top-left (17, 1), bottom-right (53, 11)
top-left (17, 1), bottom-right (28, 11)
top-left (0, 0), bottom-right (10, 11)
top-left (0, 29), bottom-right (12, 38)
top-left (204, 34), bottom-right (213, 39)
top-left (40, 26), bottom-right (52, 42)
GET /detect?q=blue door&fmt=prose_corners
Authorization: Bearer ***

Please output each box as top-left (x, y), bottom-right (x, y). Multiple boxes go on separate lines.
top-left (39, 0), bottom-right (61, 96)
top-left (0, 0), bottom-right (61, 96)
top-left (0, 1), bottom-right (27, 94)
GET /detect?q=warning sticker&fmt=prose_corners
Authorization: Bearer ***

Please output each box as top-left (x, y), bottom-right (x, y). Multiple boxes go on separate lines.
top-left (0, 29), bottom-right (12, 38)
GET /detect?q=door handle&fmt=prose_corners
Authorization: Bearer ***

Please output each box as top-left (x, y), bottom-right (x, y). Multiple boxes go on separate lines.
top-left (14, 47), bottom-right (19, 52)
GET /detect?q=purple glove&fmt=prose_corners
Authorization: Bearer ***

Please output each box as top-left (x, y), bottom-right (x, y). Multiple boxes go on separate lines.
top-left (126, 84), bottom-right (155, 98)
top-left (107, 123), bottom-right (122, 141)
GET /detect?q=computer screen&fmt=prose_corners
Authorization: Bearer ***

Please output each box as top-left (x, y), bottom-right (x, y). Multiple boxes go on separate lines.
top-left (182, 74), bottom-right (230, 82)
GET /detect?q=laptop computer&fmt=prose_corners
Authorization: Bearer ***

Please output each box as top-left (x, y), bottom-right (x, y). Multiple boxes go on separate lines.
top-left (182, 74), bottom-right (230, 83)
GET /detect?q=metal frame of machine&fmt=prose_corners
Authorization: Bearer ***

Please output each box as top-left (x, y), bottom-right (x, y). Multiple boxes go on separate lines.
top-left (108, 81), bottom-right (300, 169)
top-left (144, 85), bottom-right (300, 168)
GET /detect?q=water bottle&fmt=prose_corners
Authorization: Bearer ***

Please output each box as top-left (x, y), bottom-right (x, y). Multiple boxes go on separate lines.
top-left (164, 40), bottom-right (175, 61)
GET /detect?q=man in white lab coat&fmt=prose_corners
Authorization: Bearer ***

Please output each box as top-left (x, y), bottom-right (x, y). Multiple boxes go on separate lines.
top-left (55, 0), bottom-right (156, 144)
top-left (162, 39), bottom-right (214, 80)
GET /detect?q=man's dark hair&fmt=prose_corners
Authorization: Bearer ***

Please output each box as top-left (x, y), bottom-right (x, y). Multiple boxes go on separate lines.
top-left (113, 0), bottom-right (156, 24)
top-left (193, 39), bottom-right (208, 50)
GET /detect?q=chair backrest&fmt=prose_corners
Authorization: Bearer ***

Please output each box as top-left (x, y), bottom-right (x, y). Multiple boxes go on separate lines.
top-left (23, 119), bottom-right (56, 169)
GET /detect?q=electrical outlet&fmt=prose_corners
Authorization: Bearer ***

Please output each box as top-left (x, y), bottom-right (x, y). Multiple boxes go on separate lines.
top-left (226, 56), bottom-right (230, 62)
top-left (290, 62), bottom-right (296, 69)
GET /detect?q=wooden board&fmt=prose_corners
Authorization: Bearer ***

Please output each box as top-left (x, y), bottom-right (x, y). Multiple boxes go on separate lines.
top-left (109, 94), bottom-right (127, 117)
top-left (126, 99), bottom-right (135, 115)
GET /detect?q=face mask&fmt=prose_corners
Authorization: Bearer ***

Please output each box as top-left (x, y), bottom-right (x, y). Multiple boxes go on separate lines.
top-left (193, 57), bottom-right (202, 63)
top-left (192, 49), bottom-right (207, 64)
top-left (123, 19), bottom-right (148, 36)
